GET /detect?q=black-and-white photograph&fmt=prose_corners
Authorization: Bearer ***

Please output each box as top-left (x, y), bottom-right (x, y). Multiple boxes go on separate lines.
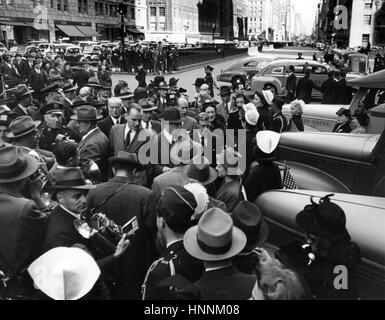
top-left (0, 0), bottom-right (384, 302)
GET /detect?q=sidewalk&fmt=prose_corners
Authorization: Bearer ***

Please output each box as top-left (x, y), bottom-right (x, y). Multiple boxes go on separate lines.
top-left (110, 52), bottom-right (248, 75)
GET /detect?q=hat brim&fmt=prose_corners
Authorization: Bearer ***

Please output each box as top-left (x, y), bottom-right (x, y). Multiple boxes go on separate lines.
top-left (142, 106), bottom-right (158, 112)
top-left (183, 165), bottom-right (218, 186)
top-left (6, 121), bottom-right (41, 139)
top-left (243, 219), bottom-right (269, 251)
top-left (47, 184), bottom-right (96, 191)
top-left (119, 95), bottom-right (135, 100)
top-left (64, 88), bottom-right (76, 93)
top-left (70, 115), bottom-right (103, 121)
top-left (183, 225), bottom-right (247, 261)
top-left (0, 153), bottom-right (39, 183)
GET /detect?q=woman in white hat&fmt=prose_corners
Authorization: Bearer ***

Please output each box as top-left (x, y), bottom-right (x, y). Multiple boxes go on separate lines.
top-left (244, 131), bottom-right (282, 202)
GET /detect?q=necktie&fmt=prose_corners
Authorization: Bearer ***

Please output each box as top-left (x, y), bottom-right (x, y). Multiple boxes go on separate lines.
top-left (146, 122), bottom-right (149, 129)
top-left (125, 130), bottom-right (131, 147)
top-left (116, 118), bottom-right (120, 125)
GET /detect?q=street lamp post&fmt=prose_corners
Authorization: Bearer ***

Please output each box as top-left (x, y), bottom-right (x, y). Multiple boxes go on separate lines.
top-left (212, 23), bottom-right (216, 42)
top-left (184, 22), bottom-right (189, 45)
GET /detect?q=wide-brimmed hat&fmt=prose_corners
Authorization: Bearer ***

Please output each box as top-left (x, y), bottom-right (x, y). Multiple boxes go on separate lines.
top-left (245, 109), bottom-right (260, 126)
top-left (71, 105), bottom-right (102, 121)
top-left (262, 90), bottom-right (274, 105)
top-left (86, 77), bottom-right (103, 89)
top-left (163, 107), bottom-right (182, 124)
top-left (48, 167), bottom-right (95, 190)
top-left (138, 98), bottom-right (158, 112)
top-left (218, 86), bottom-right (233, 96)
top-left (157, 81), bottom-right (170, 90)
top-left (14, 85), bottom-right (34, 101)
top-left (184, 156), bottom-right (217, 186)
top-left (183, 208), bottom-right (247, 261)
top-left (152, 75), bottom-right (165, 88)
top-left (63, 83), bottom-right (76, 93)
top-left (256, 130), bottom-right (280, 154)
top-left (6, 116), bottom-right (41, 139)
top-left (169, 77), bottom-right (179, 87)
top-left (0, 145), bottom-right (39, 183)
top-left (40, 102), bottom-right (65, 115)
top-left (232, 201), bottom-right (269, 250)
top-left (133, 87), bottom-right (148, 102)
top-left (296, 194), bottom-right (349, 238)
top-left (170, 136), bottom-right (203, 165)
top-left (40, 84), bottom-right (60, 97)
top-left (109, 151), bottom-right (141, 169)
top-left (27, 247), bottom-right (101, 300)
top-left (117, 89), bottom-right (134, 100)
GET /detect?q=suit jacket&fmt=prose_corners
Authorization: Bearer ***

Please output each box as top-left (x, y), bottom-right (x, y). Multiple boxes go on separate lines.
top-left (148, 120), bottom-right (161, 134)
top-left (28, 69), bottom-right (48, 92)
top-left (321, 78), bottom-right (337, 104)
top-left (332, 122), bottom-right (352, 133)
top-left (78, 127), bottom-right (110, 182)
top-left (296, 77), bottom-right (317, 104)
top-left (143, 240), bottom-right (204, 300)
top-left (19, 60), bottom-right (33, 80)
top-left (182, 116), bottom-right (198, 135)
top-left (44, 205), bottom-right (86, 252)
top-left (272, 113), bottom-right (288, 134)
top-left (0, 191), bottom-right (47, 276)
top-left (151, 166), bottom-right (190, 195)
top-left (98, 116), bottom-right (126, 138)
top-left (0, 61), bottom-right (22, 81)
top-left (216, 102), bottom-right (230, 123)
top-left (216, 179), bottom-right (244, 212)
top-left (9, 104), bottom-right (42, 122)
top-left (195, 265), bottom-right (257, 300)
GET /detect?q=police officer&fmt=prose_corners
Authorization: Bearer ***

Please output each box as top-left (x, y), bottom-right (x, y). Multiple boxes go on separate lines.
top-left (204, 65), bottom-right (219, 98)
top-left (38, 101), bottom-right (79, 152)
top-left (141, 186), bottom-right (204, 300)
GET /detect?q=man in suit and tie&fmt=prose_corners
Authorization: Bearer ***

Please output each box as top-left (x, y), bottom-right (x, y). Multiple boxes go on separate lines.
top-left (138, 98), bottom-right (161, 134)
top-left (98, 97), bottom-right (126, 138)
top-left (178, 97), bottom-right (198, 136)
top-left (28, 60), bottom-right (48, 101)
top-left (109, 103), bottom-right (153, 186)
top-left (156, 81), bottom-right (169, 114)
top-left (9, 85), bottom-right (41, 121)
top-left (0, 54), bottom-right (22, 84)
top-left (19, 54), bottom-right (34, 82)
top-left (72, 105), bottom-right (110, 182)
top-left (12, 53), bottom-right (23, 75)
top-left (216, 86), bottom-right (232, 123)
top-left (284, 65), bottom-right (297, 103)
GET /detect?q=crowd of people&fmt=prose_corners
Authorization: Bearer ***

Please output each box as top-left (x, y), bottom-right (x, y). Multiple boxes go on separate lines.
top-left (0, 50), bottom-right (362, 301)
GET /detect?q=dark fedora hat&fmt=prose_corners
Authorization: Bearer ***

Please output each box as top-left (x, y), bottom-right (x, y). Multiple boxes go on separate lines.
top-left (169, 77), bottom-right (179, 87)
top-left (296, 194), bottom-right (348, 238)
top-left (86, 77), bottom-right (103, 88)
top-left (204, 65), bottom-right (214, 72)
top-left (193, 78), bottom-right (206, 87)
top-left (14, 85), bottom-right (34, 101)
top-left (6, 116), bottom-right (41, 139)
top-left (39, 102), bottom-right (64, 115)
top-left (133, 87), bottom-right (148, 102)
top-left (0, 145), bottom-right (39, 183)
top-left (218, 86), bottom-right (233, 96)
top-left (40, 83), bottom-right (60, 97)
top-left (109, 151), bottom-right (141, 168)
top-left (184, 156), bottom-right (217, 186)
top-left (157, 81), bottom-right (170, 90)
top-left (117, 89), bottom-right (134, 100)
top-left (71, 105), bottom-right (102, 121)
top-left (138, 98), bottom-right (158, 112)
top-left (62, 83), bottom-right (76, 93)
top-left (231, 201), bottom-right (269, 250)
top-left (153, 75), bottom-right (165, 88)
top-left (48, 167), bottom-right (95, 191)
top-left (72, 98), bottom-right (89, 109)
top-left (163, 107), bottom-right (182, 124)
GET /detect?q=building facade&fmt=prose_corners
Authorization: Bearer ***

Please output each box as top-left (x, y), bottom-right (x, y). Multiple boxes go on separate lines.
top-left (0, 0), bottom-right (146, 46)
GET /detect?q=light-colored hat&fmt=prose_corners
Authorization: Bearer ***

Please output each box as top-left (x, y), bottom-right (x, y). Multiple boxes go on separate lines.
top-left (245, 109), bottom-right (260, 126)
top-left (242, 103), bottom-right (257, 113)
top-left (183, 208), bottom-right (247, 261)
top-left (184, 183), bottom-right (209, 218)
top-left (256, 130), bottom-right (281, 154)
top-left (262, 90), bottom-right (274, 105)
top-left (28, 247), bottom-right (101, 300)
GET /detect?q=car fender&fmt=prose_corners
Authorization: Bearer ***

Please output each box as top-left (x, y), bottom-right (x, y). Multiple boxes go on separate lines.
top-left (256, 190), bottom-right (385, 277)
top-left (277, 161), bottom-right (352, 193)
top-left (251, 77), bottom-right (281, 92)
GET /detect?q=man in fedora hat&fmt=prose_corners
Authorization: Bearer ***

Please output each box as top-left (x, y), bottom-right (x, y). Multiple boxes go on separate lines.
top-left (87, 151), bottom-right (155, 299)
top-left (9, 85), bottom-right (41, 122)
top-left (72, 105), bottom-right (110, 182)
top-left (204, 65), bottom-right (220, 98)
top-left (231, 201), bottom-right (269, 275)
top-left (156, 81), bottom-right (170, 114)
top-left (169, 77), bottom-right (179, 91)
top-left (29, 60), bottom-right (48, 101)
top-left (38, 102), bottom-right (79, 152)
top-left (139, 98), bottom-right (161, 134)
top-left (6, 116), bottom-right (55, 175)
top-left (183, 208), bottom-right (257, 300)
top-left (0, 53), bottom-right (22, 82)
top-left (216, 86), bottom-right (233, 122)
top-left (85, 77), bottom-right (103, 99)
top-left (97, 97), bottom-right (126, 138)
top-left (117, 88), bottom-right (135, 110)
top-left (142, 186), bottom-right (204, 300)
top-left (0, 146), bottom-right (48, 298)
top-left (276, 194), bottom-right (360, 300)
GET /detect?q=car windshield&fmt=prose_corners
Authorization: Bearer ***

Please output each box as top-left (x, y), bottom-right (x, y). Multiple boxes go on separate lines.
top-left (10, 46), bottom-right (27, 52)
top-left (66, 48), bottom-right (80, 55)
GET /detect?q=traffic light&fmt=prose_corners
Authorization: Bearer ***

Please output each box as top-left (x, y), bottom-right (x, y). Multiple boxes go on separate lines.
top-left (118, 2), bottom-right (127, 15)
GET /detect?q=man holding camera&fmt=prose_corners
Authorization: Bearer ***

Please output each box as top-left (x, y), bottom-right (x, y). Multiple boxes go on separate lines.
top-left (38, 102), bottom-right (79, 152)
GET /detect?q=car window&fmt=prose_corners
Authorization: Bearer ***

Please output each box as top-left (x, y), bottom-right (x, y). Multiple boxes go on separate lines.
top-left (312, 66), bottom-right (328, 74)
top-left (267, 66), bottom-right (284, 74)
top-left (293, 65), bottom-right (305, 74)
top-left (245, 60), bottom-right (271, 69)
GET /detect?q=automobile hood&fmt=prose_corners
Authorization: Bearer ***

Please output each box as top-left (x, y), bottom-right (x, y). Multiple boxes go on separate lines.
top-left (278, 132), bottom-right (380, 163)
top-left (256, 190), bottom-right (385, 268)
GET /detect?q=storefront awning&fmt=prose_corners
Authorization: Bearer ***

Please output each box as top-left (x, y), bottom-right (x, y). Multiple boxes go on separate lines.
top-left (127, 28), bottom-right (144, 35)
top-left (56, 24), bottom-right (85, 37)
top-left (0, 22), bottom-right (27, 26)
top-left (76, 25), bottom-right (101, 37)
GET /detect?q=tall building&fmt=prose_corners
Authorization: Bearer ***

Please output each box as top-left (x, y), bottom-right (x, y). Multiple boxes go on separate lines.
top-left (0, 0), bottom-right (146, 45)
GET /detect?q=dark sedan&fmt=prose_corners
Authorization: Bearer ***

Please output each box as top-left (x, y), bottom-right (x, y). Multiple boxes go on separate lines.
top-left (217, 55), bottom-right (277, 86)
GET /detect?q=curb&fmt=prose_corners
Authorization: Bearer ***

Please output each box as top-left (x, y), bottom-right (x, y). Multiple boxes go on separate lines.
top-left (110, 52), bottom-right (248, 75)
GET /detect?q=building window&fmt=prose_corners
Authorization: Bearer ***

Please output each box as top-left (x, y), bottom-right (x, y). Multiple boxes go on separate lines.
top-left (105, 3), bottom-right (109, 16)
top-left (131, 7), bottom-right (135, 19)
top-left (83, 0), bottom-right (88, 14)
top-left (50, 0), bottom-right (54, 8)
top-left (363, 15), bottom-right (372, 25)
top-left (57, 0), bottom-right (61, 10)
top-left (78, 0), bottom-right (82, 13)
top-left (362, 34), bottom-right (370, 46)
top-left (159, 21), bottom-right (165, 31)
top-left (150, 7), bottom-right (156, 16)
top-left (159, 7), bottom-right (165, 16)
top-left (95, 2), bottom-right (99, 15)
top-left (63, 0), bottom-right (68, 12)
top-left (364, 1), bottom-right (373, 9)
top-left (150, 21), bottom-right (156, 31)
top-left (110, 4), bottom-right (114, 16)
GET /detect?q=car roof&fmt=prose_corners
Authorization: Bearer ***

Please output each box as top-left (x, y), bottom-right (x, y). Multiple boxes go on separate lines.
top-left (265, 59), bottom-right (325, 67)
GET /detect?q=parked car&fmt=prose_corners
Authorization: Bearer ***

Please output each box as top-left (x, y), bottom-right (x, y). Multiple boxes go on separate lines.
top-left (217, 55), bottom-right (277, 87)
top-left (255, 190), bottom-right (385, 300)
top-left (249, 59), bottom-right (362, 98)
top-left (49, 44), bottom-right (86, 66)
top-left (9, 45), bottom-right (41, 57)
top-left (282, 68), bottom-right (385, 134)
top-left (82, 44), bottom-right (102, 64)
